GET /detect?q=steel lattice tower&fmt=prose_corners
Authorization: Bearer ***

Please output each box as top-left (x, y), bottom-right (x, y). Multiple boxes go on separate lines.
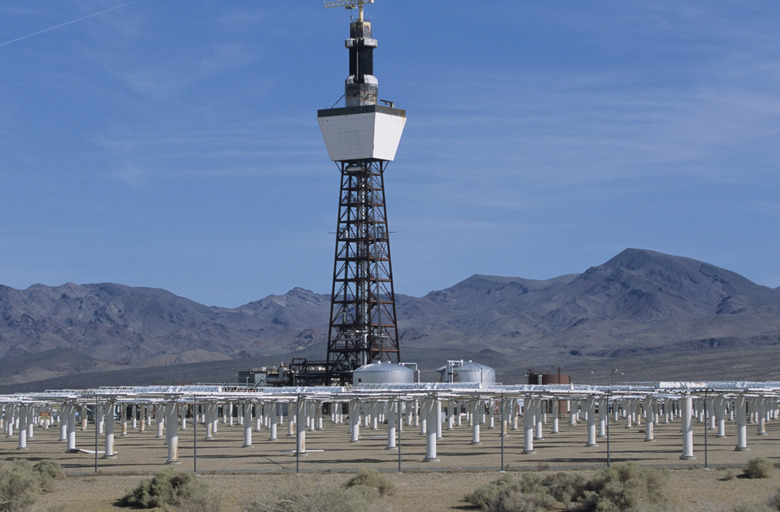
top-left (318, 1), bottom-right (406, 383)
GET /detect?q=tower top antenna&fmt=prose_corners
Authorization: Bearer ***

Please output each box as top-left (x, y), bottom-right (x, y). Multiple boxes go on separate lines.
top-left (324, 0), bottom-right (374, 22)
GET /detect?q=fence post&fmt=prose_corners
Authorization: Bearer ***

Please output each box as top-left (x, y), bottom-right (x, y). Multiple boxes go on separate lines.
top-left (500, 394), bottom-right (505, 473)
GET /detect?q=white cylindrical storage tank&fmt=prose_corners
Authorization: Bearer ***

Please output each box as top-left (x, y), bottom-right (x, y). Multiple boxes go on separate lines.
top-left (352, 362), bottom-right (415, 385)
top-left (436, 360), bottom-right (496, 385)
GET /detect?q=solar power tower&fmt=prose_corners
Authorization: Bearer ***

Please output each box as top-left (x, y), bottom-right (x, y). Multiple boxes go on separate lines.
top-left (318, 0), bottom-right (406, 383)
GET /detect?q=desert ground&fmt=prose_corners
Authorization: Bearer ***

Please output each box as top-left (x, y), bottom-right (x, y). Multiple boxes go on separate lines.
top-left (2, 411), bottom-right (779, 511)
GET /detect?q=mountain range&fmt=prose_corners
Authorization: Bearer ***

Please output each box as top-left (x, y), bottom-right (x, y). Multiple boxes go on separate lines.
top-left (2, 248), bottom-right (779, 392)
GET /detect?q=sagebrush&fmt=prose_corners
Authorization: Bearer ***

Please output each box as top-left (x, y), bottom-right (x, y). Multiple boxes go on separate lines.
top-left (243, 471), bottom-right (394, 512)
top-left (0, 459), bottom-right (64, 512)
top-left (343, 469), bottom-right (395, 496)
top-left (33, 460), bottom-right (65, 493)
top-left (118, 468), bottom-right (219, 511)
top-left (742, 457), bottom-right (775, 479)
top-left (465, 462), bottom-right (669, 512)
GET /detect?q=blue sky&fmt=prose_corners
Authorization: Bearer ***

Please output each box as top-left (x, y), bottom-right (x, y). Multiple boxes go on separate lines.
top-left (1, 1), bottom-right (778, 307)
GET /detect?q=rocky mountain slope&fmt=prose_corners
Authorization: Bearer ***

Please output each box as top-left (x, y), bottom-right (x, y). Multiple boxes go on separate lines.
top-left (0, 283), bottom-right (331, 384)
top-left (2, 248), bottom-right (779, 389)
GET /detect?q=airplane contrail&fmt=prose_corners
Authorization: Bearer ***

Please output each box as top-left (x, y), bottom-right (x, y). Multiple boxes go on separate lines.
top-left (0, 0), bottom-right (141, 48)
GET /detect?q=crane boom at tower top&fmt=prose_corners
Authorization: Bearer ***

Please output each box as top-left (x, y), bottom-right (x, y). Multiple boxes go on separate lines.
top-left (324, 0), bottom-right (374, 22)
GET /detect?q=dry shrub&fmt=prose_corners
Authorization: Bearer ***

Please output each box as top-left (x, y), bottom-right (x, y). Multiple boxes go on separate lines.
top-left (32, 460), bottom-right (64, 481)
top-left (342, 469), bottom-right (395, 496)
top-left (118, 468), bottom-right (217, 511)
top-left (244, 485), bottom-right (391, 512)
top-left (498, 491), bottom-right (561, 512)
top-left (177, 488), bottom-right (222, 512)
top-left (243, 470), bottom-right (396, 512)
top-left (465, 473), bottom-right (523, 510)
top-left (33, 460), bottom-right (64, 493)
top-left (464, 463), bottom-right (668, 512)
top-left (465, 472), bottom-right (585, 511)
top-left (0, 460), bottom-right (41, 512)
top-left (742, 458), bottom-right (774, 479)
top-left (579, 462), bottom-right (668, 512)
top-left (540, 472), bottom-right (588, 506)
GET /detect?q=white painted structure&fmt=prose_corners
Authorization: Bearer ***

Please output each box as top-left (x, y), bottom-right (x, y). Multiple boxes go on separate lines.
top-left (318, 105), bottom-right (406, 162)
top-left (1, 381), bottom-right (779, 467)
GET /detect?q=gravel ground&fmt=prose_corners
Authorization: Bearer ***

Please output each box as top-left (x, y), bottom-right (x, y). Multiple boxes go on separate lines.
top-left (28, 467), bottom-right (780, 512)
